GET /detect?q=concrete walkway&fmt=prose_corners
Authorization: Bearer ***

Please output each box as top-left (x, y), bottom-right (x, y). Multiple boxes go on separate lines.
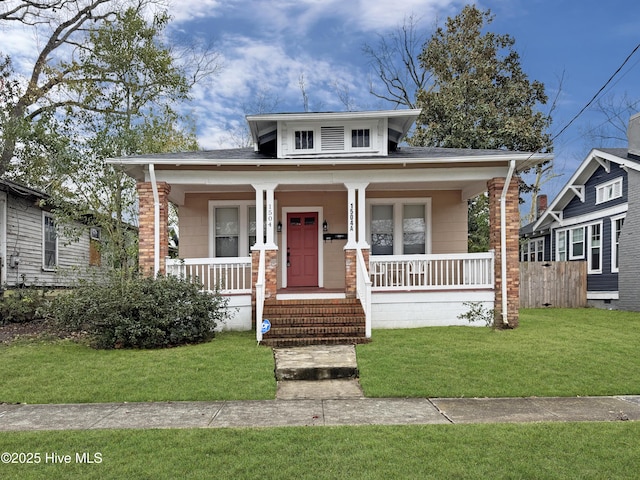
top-left (2, 344), bottom-right (639, 431)
top-left (1, 396), bottom-right (640, 431)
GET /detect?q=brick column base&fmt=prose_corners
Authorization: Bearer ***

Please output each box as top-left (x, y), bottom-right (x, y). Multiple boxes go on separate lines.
top-left (344, 248), bottom-right (369, 298)
top-left (488, 176), bottom-right (520, 328)
top-left (251, 248), bottom-right (278, 326)
top-left (137, 181), bottom-right (171, 276)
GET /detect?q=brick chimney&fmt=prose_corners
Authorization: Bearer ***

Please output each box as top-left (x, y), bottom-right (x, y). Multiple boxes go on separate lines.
top-left (535, 194), bottom-right (548, 220)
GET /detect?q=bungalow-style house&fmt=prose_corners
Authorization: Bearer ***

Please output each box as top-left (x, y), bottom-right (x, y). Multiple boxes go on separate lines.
top-left (0, 178), bottom-right (104, 288)
top-left (520, 112), bottom-right (640, 309)
top-left (108, 109), bottom-right (550, 345)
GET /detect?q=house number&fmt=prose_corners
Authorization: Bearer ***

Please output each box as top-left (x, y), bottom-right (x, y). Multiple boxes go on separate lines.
top-left (267, 204), bottom-right (273, 228)
top-left (349, 202), bottom-right (355, 232)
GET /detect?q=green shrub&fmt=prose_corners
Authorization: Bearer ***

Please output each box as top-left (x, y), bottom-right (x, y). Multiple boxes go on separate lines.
top-left (51, 274), bottom-right (231, 349)
top-left (0, 289), bottom-right (50, 325)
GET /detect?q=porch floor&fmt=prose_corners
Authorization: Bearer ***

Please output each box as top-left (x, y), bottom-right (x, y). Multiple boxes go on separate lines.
top-left (276, 287), bottom-right (346, 300)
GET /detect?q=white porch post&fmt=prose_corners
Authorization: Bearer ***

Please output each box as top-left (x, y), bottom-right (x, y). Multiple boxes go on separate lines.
top-left (253, 186), bottom-right (265, 250)
top-left (265, 185), bottom-right (277, 249)
top-left (357, 184), bottom-right (369, 247)
top-left (346, 185), bottom-right (357, 249)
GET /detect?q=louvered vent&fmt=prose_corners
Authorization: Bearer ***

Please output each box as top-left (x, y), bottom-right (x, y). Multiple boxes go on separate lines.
top-left (321, 126), bottom-right (344, 151)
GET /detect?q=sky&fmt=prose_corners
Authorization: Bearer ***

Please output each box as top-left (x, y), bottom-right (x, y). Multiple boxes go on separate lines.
top-left (2, 0), bottom-right (640, 202)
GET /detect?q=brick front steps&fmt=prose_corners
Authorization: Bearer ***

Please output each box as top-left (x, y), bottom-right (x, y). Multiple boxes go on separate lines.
top-left (260, 298), bottom-right (370, 347)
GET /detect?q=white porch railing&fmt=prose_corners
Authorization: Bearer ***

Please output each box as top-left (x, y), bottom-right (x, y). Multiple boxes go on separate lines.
top-left (166, 257), bottom-right (252, 294)
top-left (370, 252), bottom-right (494, 291)
top-left (355, 248), bottom-right (372, 338)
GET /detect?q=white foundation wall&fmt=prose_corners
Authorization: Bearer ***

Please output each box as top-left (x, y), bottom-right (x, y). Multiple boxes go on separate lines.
top-left (371, 290), bottom-right (495, 328)
top-left (218, 295), bottom-right (253, 331)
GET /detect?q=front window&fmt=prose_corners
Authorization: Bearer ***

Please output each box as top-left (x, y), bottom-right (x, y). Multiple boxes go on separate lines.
top-left (371, 205), bottom-right (394, 255)
top-left (351, 129), bottom-right (370, 148)
top-left (215, 207), bottom-right (239, 257)
top-left (403, 204), bottom-right (425, 254)
top-left (295, 130), bottom-right (314, 150)
top-left (369, 199), bottom-right (430, 255)
top-left (43, 213), bottom-right (57, 269)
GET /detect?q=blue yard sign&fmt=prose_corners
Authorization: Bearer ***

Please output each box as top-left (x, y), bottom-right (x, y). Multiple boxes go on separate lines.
top-left (261, 319), bottom-right (271, 334)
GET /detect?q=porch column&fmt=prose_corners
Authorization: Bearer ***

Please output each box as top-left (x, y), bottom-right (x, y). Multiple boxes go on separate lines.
top-left (252, 184), bottom-right (278, 300)
top-left (344, 183), bottom-right (369, 298)
top-left (137, 178), bottom-right (171, 276)
top-left (488, 175), bottom-right (520, 328)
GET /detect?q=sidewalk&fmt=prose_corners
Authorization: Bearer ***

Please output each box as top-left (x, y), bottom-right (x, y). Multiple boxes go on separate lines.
top-left (2, 396), bottom-right (640, 431)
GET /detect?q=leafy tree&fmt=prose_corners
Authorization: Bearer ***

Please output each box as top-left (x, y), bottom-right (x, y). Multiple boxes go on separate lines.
top-left (412, 5), bottom-right (550, 152)
top-left (409, 5), bottom-right (552, 250)
top-left (19, 7), bottom-right (200, 273)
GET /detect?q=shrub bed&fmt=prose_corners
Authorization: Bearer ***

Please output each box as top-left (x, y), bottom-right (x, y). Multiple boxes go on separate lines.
top-left (51, 274), bottom-right (231, 349)
top-left (0, 289), bottom-right (50, 325)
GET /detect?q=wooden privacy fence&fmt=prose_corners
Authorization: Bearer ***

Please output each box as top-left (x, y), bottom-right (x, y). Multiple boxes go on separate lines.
top-left (520, 261), bottom-right (587, 308)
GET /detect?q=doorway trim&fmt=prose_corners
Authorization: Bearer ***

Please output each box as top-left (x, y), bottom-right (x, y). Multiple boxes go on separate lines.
top-left (282, 206), bottom-right (324, 288)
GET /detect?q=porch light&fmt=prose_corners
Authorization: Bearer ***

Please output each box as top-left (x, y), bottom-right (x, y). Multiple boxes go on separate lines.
top-left (277, 221), bottom-right (282, 232)
top-left (323, 220), bottom-right (328, 232)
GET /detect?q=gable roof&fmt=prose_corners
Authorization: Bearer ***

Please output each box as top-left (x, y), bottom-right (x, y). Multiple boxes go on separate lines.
top-left (531, 148), bottom-right (640, 232)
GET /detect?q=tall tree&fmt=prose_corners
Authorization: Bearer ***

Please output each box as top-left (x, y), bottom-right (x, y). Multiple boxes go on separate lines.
top-left (0, 0), bottom-right (219, 177)
top-left (411, 5), bottom-right (551, 153)
top-left (33, 7), bottom-right (200, 272)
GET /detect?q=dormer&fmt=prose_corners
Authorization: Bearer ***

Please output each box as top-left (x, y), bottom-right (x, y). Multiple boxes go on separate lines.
top-left (246, 109), bottom-right (421, 158)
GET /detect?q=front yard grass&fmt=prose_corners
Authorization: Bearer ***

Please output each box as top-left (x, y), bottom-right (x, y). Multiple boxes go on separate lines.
top-left (2, 308), bottom-right (639, 404)
top-left (0, 331), bottom-right (275, 404)
top-left (2, 423), bottom-right (639, 479)
top-left (357, 308), bottom-right (640, 398)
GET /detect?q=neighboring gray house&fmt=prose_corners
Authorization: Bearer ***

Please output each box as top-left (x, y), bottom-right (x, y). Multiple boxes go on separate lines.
top-left (0, 179), bottom-right (104, 288)
top-left (521, 112), bottom-right (640, 310)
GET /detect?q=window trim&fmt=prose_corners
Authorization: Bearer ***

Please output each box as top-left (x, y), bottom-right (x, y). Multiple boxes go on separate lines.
top-left (569, 226), bottom-right (585, 260)
top-left (556, 230), bottom-right (567, 261)
top-left (208, 201), bottom-right (254, 258)
top-left (595, 177), bottom-right (623, 205)
top-left (611, 214), bottom-right (625, 273)
top-left (366, 198), bottom-right (432, 255)
top-left (42, 212), bottom-right (58, 271)
top-left (587, 221), bottom-right (602, 274)
top-left (287, 121), bottom-right (378, 155)
top-left (521, 237), bottom-right (545, 262)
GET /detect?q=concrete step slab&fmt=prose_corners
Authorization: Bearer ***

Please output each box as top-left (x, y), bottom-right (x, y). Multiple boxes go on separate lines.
top-left (277, 379), bottom-right (364, 400)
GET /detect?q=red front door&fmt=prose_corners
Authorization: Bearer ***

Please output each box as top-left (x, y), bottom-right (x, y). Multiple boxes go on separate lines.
top-left (287, 212), bottom-right (319, 287)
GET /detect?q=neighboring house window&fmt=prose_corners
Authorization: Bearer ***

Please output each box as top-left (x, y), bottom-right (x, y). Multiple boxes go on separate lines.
top-left (295, 130), bottom-right (314, 150)
top-left (351, 129), bottom-right (370, 148)
top-left (43, 213), bottom-right (57, 269)
top-left (569, 227), bottom-right (585, 259)
top-left (556, 231), bottom-right (567, 261)
top-left (588, 222), bottom-right (602, 274)
top-left (214, 207), bottom-right (239, 257)
top-left (369, 199), bottom-right (431, 255)
top-left (611, 215), bottom-right (625, 273)
top-left (596, 177), bottom-right (623, 204)
top-left (522, 238), bottom-right (545, 262)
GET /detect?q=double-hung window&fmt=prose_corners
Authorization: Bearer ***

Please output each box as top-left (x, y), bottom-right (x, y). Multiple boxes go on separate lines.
top-left (611, 215), bottom-right (625, 273)
top-left (210, 201), bottom-right (272, 257)
top-left (588, 223), bottom-right (602, 273)
top-left (369, 199), bottom-right (430, 255)
top-left (43, 212), bottom-right (57, 269)
top-left (522, 238), bottom-right (545, 262)
top-left (569, 227), bottom-right (584, 259)
top-left (556, 231), bottom-right (567, 261)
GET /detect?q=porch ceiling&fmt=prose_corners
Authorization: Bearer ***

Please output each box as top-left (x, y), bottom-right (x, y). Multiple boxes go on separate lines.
top-left (167, 179), bottom-right (488, 205)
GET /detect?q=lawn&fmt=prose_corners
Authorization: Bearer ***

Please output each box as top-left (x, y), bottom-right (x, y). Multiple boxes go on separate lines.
top-left (1, 423), bottom-right (639, 479)
top-left (357, 308), bottom-right (640, 398)
top-left (0, 331), bottom-right (276, 404)
top-left (2, 308), bottom-right (639, 403)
